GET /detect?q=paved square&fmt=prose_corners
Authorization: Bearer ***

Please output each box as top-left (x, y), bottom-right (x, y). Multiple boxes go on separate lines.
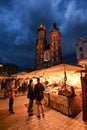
top-left (0, 96), bottom-right (87, 130)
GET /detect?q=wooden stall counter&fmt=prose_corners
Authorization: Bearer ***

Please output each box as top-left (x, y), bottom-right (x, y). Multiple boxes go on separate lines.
top-left (49, 92), bottom-right (82, 117)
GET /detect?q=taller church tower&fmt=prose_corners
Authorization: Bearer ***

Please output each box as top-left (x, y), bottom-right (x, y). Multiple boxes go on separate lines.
top-left (36, 21), bottom-right (47, 69)
top-left (36, 22), bottom-right (62, 69)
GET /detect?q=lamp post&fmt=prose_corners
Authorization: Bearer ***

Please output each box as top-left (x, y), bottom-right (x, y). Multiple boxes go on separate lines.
top-left (0, 64), bottom-right (3, 67)
top-left (0, 64), bottom-right (3, 75)
top-left (64, 65), bottom-right (67, 90)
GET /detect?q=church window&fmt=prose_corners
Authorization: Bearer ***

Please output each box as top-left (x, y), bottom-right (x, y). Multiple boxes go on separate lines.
top-left (57, 57), bottom-right (58, 61)
top-left (56, 41), bottom-right (58, 46)
top-left (52, 35), bottom-right (56, 39)
top-left (40, 45), bottom-right (42, 48)
top-left (52, 58), bottom-right (54, 62)
top-left (52, 42), bottom-right (56, 46)
top-left (51, 47), bottom-right (54, 51)
top-left (51, 52), bottom-right (53, 56)
top-left (41, 55), bottom-right (43, 58)
top-left (56, 46), bottom-right (58, 49)
top-left (54, 42), bottom-right (55, 45)
top-left (80, 53), bottom-right (84, 58)
top-left (44, 52), bottom-right (49, 61)
top-left (79, 47), bottom-right (83, 52)
top-left (56, 51), bottom-right (58, 56)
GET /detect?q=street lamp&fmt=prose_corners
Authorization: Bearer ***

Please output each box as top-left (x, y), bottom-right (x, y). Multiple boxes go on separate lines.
top-left (0, 64), bottom-right (3, 67)
top-left (0, 64), bottom-right (3, 74)
top-left (64, 65), bottom-right (67, 90)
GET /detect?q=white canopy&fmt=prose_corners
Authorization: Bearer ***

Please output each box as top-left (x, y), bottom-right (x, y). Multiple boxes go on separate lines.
top-left (12, 64), bottom-right (85, 79)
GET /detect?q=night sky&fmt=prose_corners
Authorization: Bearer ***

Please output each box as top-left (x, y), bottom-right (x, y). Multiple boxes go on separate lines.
top-left (0, 0), bottom-right (87, 69)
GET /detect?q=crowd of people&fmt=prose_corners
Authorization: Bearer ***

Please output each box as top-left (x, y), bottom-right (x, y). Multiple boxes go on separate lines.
top-left (0, 77), bottom-right (45, 118)
top-left (1, 78), bottom-right (28, 98)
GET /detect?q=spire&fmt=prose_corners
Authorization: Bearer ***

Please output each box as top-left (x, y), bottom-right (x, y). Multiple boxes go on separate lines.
top-left (53, 23), bottom-right (57, 29)
top-left (49, 22), bottom-right (59, 32)
top-left (53, 22), bottom-right (59, 30)
top-left (38, 19), bottom-right (46, 31)
top-left (39, 19), bottom-right (44, 27)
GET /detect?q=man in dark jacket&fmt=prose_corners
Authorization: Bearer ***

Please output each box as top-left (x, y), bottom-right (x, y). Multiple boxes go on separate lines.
top-left (34, 78), bottom-right (45, 118)
top-left (27, 79), bottom-right (34, 116)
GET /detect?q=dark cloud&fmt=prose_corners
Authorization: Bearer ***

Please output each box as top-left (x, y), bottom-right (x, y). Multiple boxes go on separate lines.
top-left (0, 0), bottom-right (87, 68)
top-left (0, 0), bottom-right (11, 7)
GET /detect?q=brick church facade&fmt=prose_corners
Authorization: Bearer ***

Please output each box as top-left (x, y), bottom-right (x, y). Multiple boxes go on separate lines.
top-left (36, 21), bottom-right (62, 69)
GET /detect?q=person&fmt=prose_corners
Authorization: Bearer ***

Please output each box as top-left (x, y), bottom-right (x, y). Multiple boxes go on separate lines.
top-left (4, 79), bottom-right (10, 99)
top-left (34, 78), bottom-right (45, 118)
top-left (1, 79), bottom-right (5, 90)
top-left (8, 79), bottom-right (19, 114)
top-left (22, 81), bottom-right (28, 94)
top-left (27, 79), bottom-right (34, 116)
top-left (69, 86), bottom-right (75, 97)
top-left (1, 79), bottom-right (8, 99)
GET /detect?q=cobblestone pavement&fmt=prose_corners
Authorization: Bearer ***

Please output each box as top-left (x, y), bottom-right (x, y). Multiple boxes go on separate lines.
top-left (0, 96), bottom-right (87, 130)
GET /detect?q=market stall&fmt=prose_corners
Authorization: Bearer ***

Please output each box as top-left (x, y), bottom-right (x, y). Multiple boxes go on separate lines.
top-left (11, 64), bottom-right (85, 116)
top-left (41, 64), bottom-right (84, 116)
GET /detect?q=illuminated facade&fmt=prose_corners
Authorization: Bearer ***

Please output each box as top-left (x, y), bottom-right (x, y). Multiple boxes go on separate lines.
top-left (36, 21), bottom-right (62, 69)
top-left (76, 36), bottom-right (87, 69)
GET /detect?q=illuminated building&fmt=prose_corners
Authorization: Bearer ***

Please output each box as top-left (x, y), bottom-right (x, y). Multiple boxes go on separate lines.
top-left (76, 36), bottom-right (87, 69)
top-left (36, 21), bottom-right (62, 69)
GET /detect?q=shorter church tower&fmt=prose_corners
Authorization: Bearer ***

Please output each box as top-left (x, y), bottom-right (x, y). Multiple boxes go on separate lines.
top-left (36, 21), bottom-right (46, 69)
top-left (49, 23), bottom-right (62, 66)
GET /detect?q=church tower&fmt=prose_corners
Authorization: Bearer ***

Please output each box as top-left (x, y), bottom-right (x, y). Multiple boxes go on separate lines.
top-left (49, 23), bottom-right (62, 66)
top-left (36, 21), bottom-right (47, 69)
top-left (36, 22), bottom-right (62, 69)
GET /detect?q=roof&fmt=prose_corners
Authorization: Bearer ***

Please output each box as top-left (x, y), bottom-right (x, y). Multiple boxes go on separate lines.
top-left (12, 64), bottom-right (85, 79)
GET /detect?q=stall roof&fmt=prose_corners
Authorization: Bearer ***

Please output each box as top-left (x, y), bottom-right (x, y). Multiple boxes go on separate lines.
top-left (12, 64), bottom-right (85, 79)
top-left (45, 64), bottom-right (85, 72)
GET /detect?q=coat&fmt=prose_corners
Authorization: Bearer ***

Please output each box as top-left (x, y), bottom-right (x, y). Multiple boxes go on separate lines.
top-left (27, 84), bottom-right (34, 99)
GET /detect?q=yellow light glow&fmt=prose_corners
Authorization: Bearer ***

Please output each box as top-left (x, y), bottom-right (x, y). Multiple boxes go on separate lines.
top-left (0, 64), bottom-right (3, 67)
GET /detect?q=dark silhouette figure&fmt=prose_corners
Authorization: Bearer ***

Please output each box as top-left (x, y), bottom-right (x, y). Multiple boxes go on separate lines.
top-left (34, 78), bottom-right (45, 118)
top-left (27, 79), bottom-right (34, 116)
